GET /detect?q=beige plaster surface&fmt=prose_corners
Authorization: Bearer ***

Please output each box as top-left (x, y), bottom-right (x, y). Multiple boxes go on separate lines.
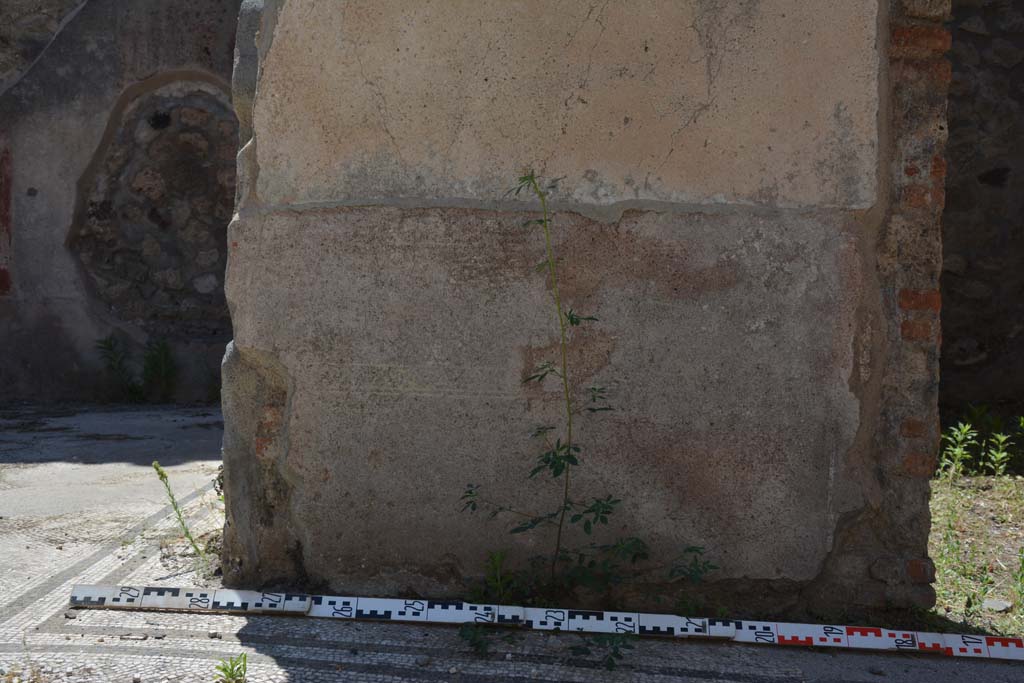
top-left (221, 0), bottom-right (893, 600)
top-left (253, 0), bottom-right (880, 210)
top-left (224, 205), bottom-right (864, 591)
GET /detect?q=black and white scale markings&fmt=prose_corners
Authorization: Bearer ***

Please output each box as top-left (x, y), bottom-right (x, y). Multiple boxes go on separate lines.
top-left (69, 585), bottom-right (1024, 662)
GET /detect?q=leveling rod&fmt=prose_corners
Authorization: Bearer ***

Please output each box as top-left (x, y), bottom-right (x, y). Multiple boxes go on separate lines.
top-left (70, 584), bottom-right (1024, 662)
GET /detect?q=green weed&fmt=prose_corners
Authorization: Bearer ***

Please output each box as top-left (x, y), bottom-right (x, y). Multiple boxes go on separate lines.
top-left (569, 633), bottom-right (635, 671)
top-left (939, 422), bottom-right (978, 479)
top-left (152, 460), bottom-right (206, 566)
top-left (460, 172), bottom-right (714, 615)
top-left (985, 433), bottom-right (1013, 476)
top-left (938, 406), bottom-right (1024, 478)
top-left (142, 339), bottom-right (177, 402)
top-left (458, 624), bottom-right (495, 655)
top-left (214, 653), bottom-right (247, 683)
top-left (96, 334), bottom-right (177, 403)
top-left (96, 334), bottom-right (144, 403)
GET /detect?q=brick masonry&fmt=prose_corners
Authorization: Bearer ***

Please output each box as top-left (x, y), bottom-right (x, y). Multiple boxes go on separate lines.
top-left (806, 0), bottom-right (950, 611)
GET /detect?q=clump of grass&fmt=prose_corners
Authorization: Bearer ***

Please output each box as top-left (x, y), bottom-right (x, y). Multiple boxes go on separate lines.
top-left (929, 475), bottom-right (1024, 635)
top-left (152, 460), bottom-right (206, 565)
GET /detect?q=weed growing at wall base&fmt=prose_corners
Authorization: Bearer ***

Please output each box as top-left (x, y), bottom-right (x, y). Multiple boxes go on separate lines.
top-left (569, 633), bottom-right (636, 671)
top-left (142, 339), bottom-right (177, 402)
top-left (460, 171), bottom-right (715, 608)
top-left (152, 460), bottom-right (206, 567)
top-left (96, 335), bottom-right (144, 403)
top-left (96, 334), bottom-right (178, 403)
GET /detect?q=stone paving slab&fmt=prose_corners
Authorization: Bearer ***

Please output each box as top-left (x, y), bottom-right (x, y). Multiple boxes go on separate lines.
top-left (2, 406), bottom-right (1023, 682)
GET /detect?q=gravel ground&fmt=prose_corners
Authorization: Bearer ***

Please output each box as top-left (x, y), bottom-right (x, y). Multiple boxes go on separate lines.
top-left (1, 405), bottom-right (1022, 682)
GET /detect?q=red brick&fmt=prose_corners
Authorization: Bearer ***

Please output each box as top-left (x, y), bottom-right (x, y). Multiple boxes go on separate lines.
top-left (930, 154), bottom-right (947, 183)
top-left (892, 57), bottom-right (952, 87)
top-left (254, 436), bottom-right (272, 458)
top-left (901, 184), bottom-right (931, 209)
top-left (0, 267), bottom-right (9, 295)
top-left (906, 558), bottom-right (936, 584)
top-left (898, 289), bottom-right (941, 312)
top-left (900, 418), bottom-right (929, 439)
top-left (902, 450), bottom-right (937, 477)
top-left (901, 319), bottom-right (935, 342)
top-left (891, 25), bottom-right (951, 58)
top-left (904, 164), bottom-right (920, 177)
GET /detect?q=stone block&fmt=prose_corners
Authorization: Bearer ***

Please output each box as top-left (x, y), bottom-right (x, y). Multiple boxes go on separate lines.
top-left (223, 205), bottom-right (865, 593)
top-left (252, 0), bottom-right (880, 210)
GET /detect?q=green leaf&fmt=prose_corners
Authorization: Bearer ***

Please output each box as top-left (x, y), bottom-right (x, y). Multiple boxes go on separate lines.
top-left (524, 361), bottom-right (559, 383)
top-left (565, 309), bottom-right (599, 326)
top-left (460, 484), bottom-right (479, 513)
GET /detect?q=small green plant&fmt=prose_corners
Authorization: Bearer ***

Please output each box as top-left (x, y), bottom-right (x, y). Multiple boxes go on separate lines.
top-left (939, 422), bottom-right (978, 479)
top-left (97, 334), bottom-right (178, 403)
top-left (469, 550), bottom-right (523, 604)
top-left (985, 433), bottom-right (1014, 476)
top-left (937, 407), bottom-right (1024, 478)
top-left (568, 633), bottom-right (635, 671)
top-left (214, 653), bottom-right (247, 683)
top-left (96, 334), bottom-right (144, 403)
top-left (142, 339), bottom-right (177, 402)
top-left (461, 171), bottom-right (714, 601)
top-left (458, 624), bottom-right (495, 655)
top-left (461, 171), bottom-right (629, 588)
top-left (152, 460), bottom-right (206, 565)
top-left (668, 546), bottom-right (718, 584)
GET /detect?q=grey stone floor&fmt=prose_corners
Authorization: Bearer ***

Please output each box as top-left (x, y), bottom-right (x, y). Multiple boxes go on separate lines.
top-left (1, 405), bottom-right (1022, 682)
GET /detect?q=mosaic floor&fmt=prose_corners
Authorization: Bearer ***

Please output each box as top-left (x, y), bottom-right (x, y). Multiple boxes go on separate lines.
top-left (1, 406), bottom-right (1021, 682)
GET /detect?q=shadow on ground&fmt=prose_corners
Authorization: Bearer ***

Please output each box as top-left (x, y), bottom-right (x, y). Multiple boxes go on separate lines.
top-left (0, 403), bottom-right (223, 466)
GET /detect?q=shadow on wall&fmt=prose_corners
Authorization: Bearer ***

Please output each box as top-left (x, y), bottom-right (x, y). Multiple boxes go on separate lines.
top-left (66, 77), bottom-right (239, 405)
top-left (941, 0), bottom-right (1024, 420)
top-left (0, 0), bottom-right (242, 406)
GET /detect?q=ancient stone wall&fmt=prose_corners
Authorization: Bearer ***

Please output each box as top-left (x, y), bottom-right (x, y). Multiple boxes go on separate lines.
top-left (221, 0), bottom-right (949, 615)
top-left (0, 0), bottom-right (84, 95)
top-left (941, 0), bottom-right (1024, 417)
top-left (0, 0), bottom-right (241, 402)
